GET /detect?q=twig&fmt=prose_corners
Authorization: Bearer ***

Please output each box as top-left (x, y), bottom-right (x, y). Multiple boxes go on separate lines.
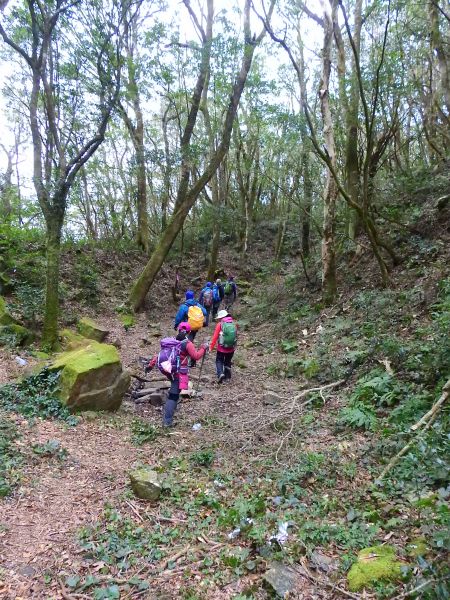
top-left (390, 578), bottom-right (448, 599)
top-left (158, 545), bottom-right (191, 571)
top-left (298, 561), bottom-right (361, 599)
top-left (378, 379), bottom-right (449, 480)
top-left (125, 499), bottom-right (144, 522)
top-left (410, 379), bottom-right (449, 431)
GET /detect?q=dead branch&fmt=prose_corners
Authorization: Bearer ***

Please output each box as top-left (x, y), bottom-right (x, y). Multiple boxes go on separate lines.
top-left (377, 379), bottom-right (449, 481)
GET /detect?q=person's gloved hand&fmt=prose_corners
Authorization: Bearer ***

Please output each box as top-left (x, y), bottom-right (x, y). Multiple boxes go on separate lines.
top-left (144, 364), bottom-right (153, 374)
top-left (202, 343), bottom-right (209, 352)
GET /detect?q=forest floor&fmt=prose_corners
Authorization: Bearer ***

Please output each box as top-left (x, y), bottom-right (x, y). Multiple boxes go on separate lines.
top-left (0, 198), bottom-right (449, 599)
top-left (0, 305), bottom-right (335, 599)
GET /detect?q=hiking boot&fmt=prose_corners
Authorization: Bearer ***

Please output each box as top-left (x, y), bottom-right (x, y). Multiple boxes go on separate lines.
top-left (218, 373), bottom-right (225, 384)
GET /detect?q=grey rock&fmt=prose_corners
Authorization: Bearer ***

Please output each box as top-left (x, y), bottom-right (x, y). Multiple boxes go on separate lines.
top-left (263, 392), bottom-right (282, 405)
top-left (129, 467), bottom-right (161, 500)
top-left (310, 551), bottom-right (338, 573)
top-left (263, 562), bottom-right (306, 598)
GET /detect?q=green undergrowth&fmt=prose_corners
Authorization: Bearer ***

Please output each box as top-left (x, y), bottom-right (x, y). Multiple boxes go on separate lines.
top-left (0, 413), bottom-right (23, 497)
top-left (0, 369), bottom-right (78, 425)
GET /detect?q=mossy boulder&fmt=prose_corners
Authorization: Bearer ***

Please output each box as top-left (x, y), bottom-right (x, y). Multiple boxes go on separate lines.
top-left (0, 296), bottom-right (16, 326)
top-left (60, 328), bottom-right (91, 350)
top-left (347, 545), bottom-right (404, 592)
top-left (129, 467), bottom-right (161, 500)
top-left (0, 323), bottom-right (34, 346)
top-left (49, 341), bottom-right (130, 412)
top-left (77, 317), bottom-right (109, 342)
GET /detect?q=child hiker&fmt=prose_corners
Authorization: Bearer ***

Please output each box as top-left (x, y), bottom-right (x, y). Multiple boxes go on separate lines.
top-left (209, 309), bottom-right (238, 384)
top-left (147, 322), bottom-right (207, 427)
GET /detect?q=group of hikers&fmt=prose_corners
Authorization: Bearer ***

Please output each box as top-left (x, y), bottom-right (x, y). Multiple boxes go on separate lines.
top-left (146, 276), bottom-right (238, 426)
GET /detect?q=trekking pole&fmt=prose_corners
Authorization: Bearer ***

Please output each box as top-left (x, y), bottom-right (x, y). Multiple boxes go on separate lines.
top-left (194, 351), bottom-right (206, 397)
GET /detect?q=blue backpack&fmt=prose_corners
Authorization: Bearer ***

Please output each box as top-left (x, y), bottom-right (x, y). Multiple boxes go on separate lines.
top-left (213, 284), bottom-right (220, 302)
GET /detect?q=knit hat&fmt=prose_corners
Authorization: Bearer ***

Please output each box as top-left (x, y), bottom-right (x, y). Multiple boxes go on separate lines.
top-left (206, 282), bottom-right (212, 287)
top-left (185, 290), bottom-right (194, 300)
top-left (178, 321), bottom-right (192, 332)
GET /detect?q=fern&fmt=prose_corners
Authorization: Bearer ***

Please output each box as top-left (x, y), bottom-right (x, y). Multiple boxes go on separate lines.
top-left (339, 403), bottom-right (378, 431)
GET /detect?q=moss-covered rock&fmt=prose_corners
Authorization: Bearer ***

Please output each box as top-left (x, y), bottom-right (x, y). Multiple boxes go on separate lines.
top-left (59, 328), bottom-right (91, 350)
top-left (0, 323), bottom-right (34, 346)
top-left (0, 296), bottom-right (16, 326)
top-left (406, 537), bottom-right (429, 557)
top-left (347, 545), bottom-right (404, 592)
top-left (49, 341), bottom-right (130, 412)
top-left (77, 317), bottom-right (109, 342)
top-left (129, 467), bottom-right (161, 500)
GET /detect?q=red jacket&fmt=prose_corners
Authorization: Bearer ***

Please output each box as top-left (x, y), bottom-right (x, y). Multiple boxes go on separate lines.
top-left (210, 317), bottom-right (237, 353)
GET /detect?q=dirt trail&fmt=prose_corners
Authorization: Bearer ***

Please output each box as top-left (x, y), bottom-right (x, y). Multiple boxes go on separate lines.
top-left (0, 311), bottom-right (322, 599)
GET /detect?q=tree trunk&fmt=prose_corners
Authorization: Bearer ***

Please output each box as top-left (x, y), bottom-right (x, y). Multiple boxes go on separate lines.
top-left (42, 213), bottom-right (63, 349)
top-left (346, 0), bottom-right (362, 244)
top-left (129, 0), bottom-right (274, 311)
top-left (429, 0), bottom-right (450, 114)
top-left (320, 1), bottom-right (338, 306)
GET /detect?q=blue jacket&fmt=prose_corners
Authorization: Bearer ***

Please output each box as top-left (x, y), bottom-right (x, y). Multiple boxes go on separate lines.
top-left (174, 299), bottom-right (207, 328)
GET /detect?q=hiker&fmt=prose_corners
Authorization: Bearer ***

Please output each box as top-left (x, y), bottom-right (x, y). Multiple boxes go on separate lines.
top-left (199, 282), bottom-right (214, 326)
top-left (223, 276), bottom-right (237, 311)
top-left (174, 290), bottom-right (207, 341)
top-left (147, 323), bottom-right (207, 427)
top-left (210, 309), bottom-right (238, 384)
top-left (212, 278), bottom-right (224, 319)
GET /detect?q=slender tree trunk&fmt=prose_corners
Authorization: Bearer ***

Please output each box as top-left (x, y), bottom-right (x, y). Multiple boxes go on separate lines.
top-left (42, 212), bottom-right (63, 348)
top-left (346, 0), bottom-right (362, 243)
top-left (429, 0), bottom-right (450, 114)
top-left (207, 161), bottom-right (226, 281)
top-left (297, 25), bottom-right (312, 258)
top-left (129, 0), bottom-right (274, 311)
top-left (320, 0), bottom-right (338, 306)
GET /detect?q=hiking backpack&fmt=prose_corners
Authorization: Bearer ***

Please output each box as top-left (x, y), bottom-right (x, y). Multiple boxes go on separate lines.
top-left (187, 305), bottom-right (204, 330)
top-left (219, 321), bottom-right (237, 348)
top-left (203, 288), bottom-right (213, 308)
top-left (212, 284), bottom-right (221, 302)
top-left (157, 338), bottom-right (187, 377)
top-left (224, 281), bottom-right (233, 295)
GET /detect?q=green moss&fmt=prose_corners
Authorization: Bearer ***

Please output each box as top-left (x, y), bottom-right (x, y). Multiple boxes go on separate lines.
top-left (0, 296), bottom-right (15, 326)
top-left (59, 328), bottom-right (90, 350)
top-left (77, 317), bottom-right (109, 342)
top-left (46, 339), bottom-right (129, 412)
top-left (406, 537), bottom-right (429, 557)
top-left (347, 545), bottom-right (404, 592)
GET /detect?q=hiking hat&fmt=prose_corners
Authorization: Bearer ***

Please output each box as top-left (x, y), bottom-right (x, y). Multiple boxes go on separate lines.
top-left (185, 290), bottom-right (194, 300)
top-left (206, 281), bottom-right (212, 287)
top-left (178, 321), bottom-right (192, 332)
top-left (216, 310), bottom-right (228, 319)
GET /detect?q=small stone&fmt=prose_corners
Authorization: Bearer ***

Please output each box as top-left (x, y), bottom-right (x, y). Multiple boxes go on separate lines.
top-left (263, 392), bottom-right (282, 405)
top-left (347, 545), bottom-right (405, 592)
top-left (263, 562), bottom-right (306, 597)
top-left (77, 317), bottom-right (109, 342)
top-left (110, 337), bottom-right (122, 349)
top-left (148, 393), bottom-right (164, 407)
top-left (310, 551), bottom-right (337, 573)
top-left (129, 468), bottom-right (161, 501)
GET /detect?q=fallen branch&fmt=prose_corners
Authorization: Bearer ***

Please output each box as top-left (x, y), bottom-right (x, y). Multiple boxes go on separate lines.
top-left (298, 558), bottom-right (362, 599)
top-left (377, 378), bottom-right (449, 481)
top-left (158, 545), bottom-right (191, 572)
top-left (411, 379), bottom-right (449, 431)
top-left (125, 499), bottom-right (144, 522)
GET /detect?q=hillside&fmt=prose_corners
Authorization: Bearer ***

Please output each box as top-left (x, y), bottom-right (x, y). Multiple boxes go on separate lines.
top-left (0, 172), bottom-right (449, 600)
